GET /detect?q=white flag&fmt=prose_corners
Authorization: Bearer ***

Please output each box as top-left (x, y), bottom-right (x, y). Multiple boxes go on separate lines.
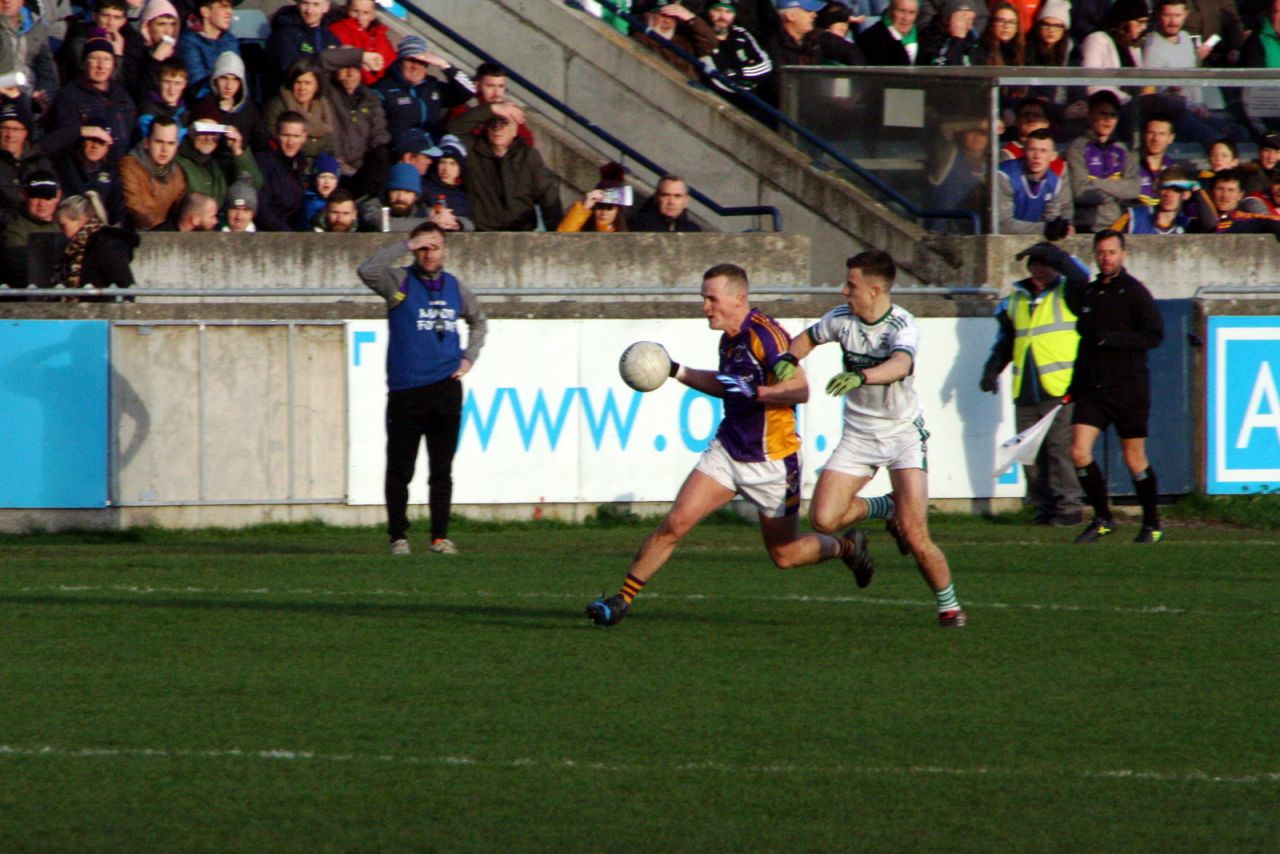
top-left (993, 404), bottom-right (1064, 477)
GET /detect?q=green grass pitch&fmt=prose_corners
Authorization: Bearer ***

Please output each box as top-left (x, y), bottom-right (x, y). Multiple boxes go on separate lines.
top-left (1, 517), bottom-right (1277, 851)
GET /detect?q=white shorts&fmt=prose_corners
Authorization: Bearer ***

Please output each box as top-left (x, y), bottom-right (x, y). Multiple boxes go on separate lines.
top-left (694, 439), bottom-right (801, 518)
top-left (822, 418), bottom-right (929, 478)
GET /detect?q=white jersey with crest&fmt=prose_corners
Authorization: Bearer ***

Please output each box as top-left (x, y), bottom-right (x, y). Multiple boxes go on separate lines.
top-left (808, 303), bottom-right (922, 434)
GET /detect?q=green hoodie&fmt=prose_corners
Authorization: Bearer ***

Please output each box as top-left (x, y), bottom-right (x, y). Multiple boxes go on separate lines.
top-left (176, 137), bottom-right (263, 208)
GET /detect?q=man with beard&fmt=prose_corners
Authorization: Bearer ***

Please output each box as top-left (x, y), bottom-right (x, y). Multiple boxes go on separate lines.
top-left (359, 161), bottom-right (430, 232)
top-left (704, 0), bottom-right (775, 109)
top-left (318, 187), bottom-right (360, 232)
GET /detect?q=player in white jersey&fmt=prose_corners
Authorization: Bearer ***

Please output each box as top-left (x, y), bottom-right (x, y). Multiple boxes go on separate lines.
top-left (777, 250), bottom-right (965, 628)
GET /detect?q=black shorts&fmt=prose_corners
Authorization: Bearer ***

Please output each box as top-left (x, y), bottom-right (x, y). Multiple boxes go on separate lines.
top-left (1071, 386), bottom-right (1150, 439)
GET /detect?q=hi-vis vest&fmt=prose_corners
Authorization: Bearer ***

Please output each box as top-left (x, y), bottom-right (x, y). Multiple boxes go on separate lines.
top-left (1006, 281), bottom-right (1079, 398)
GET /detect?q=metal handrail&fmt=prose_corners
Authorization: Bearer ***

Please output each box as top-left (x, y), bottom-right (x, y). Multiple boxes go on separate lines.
top-left (397, 1), bottom-right (781, 231)
top-left (572, 0), bottom-right (982, 233)
top-left (1194, 286), bottom-right (1280, 297)
top-left (1, 285), bottom-right (1000, 298)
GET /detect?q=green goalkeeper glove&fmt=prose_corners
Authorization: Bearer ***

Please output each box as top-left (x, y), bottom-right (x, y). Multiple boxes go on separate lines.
top-left (773, 354), bottom-right (799, 381)
top-left (826, 369), bottom-right (866, 396)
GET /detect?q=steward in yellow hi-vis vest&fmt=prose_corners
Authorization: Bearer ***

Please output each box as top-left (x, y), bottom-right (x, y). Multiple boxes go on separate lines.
top-left (1006, 282), bottom-right (1079, 398)
top-left (980, 242), bottom-right (1089, 527)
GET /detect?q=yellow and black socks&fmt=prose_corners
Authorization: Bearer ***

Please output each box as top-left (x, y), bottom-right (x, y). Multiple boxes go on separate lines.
top-left (619, 573), bottom-right (646, 604)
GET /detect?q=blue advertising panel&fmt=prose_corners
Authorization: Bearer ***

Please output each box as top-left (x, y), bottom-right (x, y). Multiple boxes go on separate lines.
top-left (0, 320), bottom-right (109, 507)
top-left (1207, 316), bottom-right (1280, 494)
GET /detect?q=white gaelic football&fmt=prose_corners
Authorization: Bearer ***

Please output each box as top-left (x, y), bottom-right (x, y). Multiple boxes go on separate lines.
top-left (618, 341), bottom-right (671, 392)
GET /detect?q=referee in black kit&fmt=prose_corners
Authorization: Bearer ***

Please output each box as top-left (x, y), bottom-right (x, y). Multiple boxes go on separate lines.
top-left (1067, 230), bottom-right (1165, 544)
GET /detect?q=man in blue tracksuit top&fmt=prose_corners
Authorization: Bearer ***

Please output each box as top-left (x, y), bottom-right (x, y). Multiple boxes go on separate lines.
top-left (358, 222), bottom-right (488, 555)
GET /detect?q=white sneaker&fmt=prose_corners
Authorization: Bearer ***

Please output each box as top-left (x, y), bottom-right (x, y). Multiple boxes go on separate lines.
top-left (428, 538), bottom-right (458, 555)
top-left (389, 538), bottom-right (410, 555)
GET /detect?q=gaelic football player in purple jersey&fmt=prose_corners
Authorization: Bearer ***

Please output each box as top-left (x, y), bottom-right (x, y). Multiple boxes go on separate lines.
top-left (585, 263), bottom-right (874, 627)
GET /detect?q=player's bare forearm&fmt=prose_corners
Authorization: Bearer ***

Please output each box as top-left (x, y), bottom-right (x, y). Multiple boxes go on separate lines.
top-left (757, 372), bottom-right (808, 405)
top-left (863, 351), bottom-right (913, 385)
top-left (676, 367), bottom-right (728, 397)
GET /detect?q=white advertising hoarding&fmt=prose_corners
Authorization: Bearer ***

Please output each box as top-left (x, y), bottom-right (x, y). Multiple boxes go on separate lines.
top-left (346, 317), bottom-right (1022, 505)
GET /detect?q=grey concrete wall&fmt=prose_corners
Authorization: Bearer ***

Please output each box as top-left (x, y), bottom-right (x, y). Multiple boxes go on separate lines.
top-left (116, 233), bottom-right (814, 291)
top-left (977, 235), bottom-right (1280, 298)
top-left (111, 322), bottom-right (346, 515)
top-left (27, 231), bottom-right (1274, 300)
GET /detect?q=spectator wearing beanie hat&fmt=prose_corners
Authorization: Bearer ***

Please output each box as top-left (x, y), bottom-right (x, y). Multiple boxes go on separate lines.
top-left (917, 0), bottom-right (988, 36)
top-left (422, 133), bottom-right (472, 230)
top-left (358, 160), bottom-right (431, 232)
top-left (373, 33), bottom-right (475, 143)
top-left (43, 35), bottom-right (139, 163)
top-left (222, 180), bottom-right (259, 232)
top-left (557, 161), bottom-right (631, 233)
top-left (0, 99), bottom-right (54, 219)
top-left (1029, 0), bottom-right (1073, 67)
top-left (56, 0), bottom-right (146, 88)
top-left (304, 151), bottom-right (342, 226)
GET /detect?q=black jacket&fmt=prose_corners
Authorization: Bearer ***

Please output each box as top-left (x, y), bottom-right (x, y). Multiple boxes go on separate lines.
top-left (44, 77), bottom-right (140, 163)
top-left (918, 27), bottom-right (985, 66)
top-left (628, 193), bottom-right (703, 232)
top-left (856, 21), bottom-right (915, 66)
top-left (254, 146), bottom-right (307, 232)
top-left (1067, 267), bottom-right (1164, 394)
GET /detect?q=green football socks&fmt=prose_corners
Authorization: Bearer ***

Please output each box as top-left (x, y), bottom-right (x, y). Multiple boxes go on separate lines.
top-left (934, 583), bottom-right (960, 613)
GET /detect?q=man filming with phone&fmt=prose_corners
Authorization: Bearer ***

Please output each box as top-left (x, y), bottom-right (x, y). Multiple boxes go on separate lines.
top-left (176, 115), bottom-right (263, 210)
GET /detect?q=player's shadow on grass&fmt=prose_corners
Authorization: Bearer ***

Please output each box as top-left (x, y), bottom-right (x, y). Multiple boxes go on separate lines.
top-left (0, 594), bottom-right (788, 627)
top-left (0, 595), bottom-right (779, 626)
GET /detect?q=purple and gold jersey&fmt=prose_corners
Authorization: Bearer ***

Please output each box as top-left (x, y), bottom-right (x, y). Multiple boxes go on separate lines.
top-left (716, 308), bottom-right (802, 463)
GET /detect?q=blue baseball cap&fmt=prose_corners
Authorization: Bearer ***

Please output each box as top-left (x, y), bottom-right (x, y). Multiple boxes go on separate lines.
top-left (393, 128), bottom-right (443, 158)
top-left (776, 0), bottom-right (824, 11)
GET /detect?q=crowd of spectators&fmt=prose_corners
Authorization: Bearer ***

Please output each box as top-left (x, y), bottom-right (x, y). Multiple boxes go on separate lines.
top-left (0, 0), bottom-right (556, 290)
top-left (626, 0), bottom-right (1280, 234)
top-left (2, 0), bottom-right (1278, 290)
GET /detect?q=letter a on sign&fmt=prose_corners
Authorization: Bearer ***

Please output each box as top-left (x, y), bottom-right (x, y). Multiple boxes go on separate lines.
top-left (1235, 361), bottom-right (1280, 450)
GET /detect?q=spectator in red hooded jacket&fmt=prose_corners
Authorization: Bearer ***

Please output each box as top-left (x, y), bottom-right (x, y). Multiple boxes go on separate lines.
top-left (329, 0), bottom-right (396, 86)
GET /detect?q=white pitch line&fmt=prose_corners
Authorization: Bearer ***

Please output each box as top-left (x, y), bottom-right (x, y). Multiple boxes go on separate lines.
top-left (1, 584), bottom-right (1271, 618)
top-left (0, 744), bottom-right (1276, 786)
